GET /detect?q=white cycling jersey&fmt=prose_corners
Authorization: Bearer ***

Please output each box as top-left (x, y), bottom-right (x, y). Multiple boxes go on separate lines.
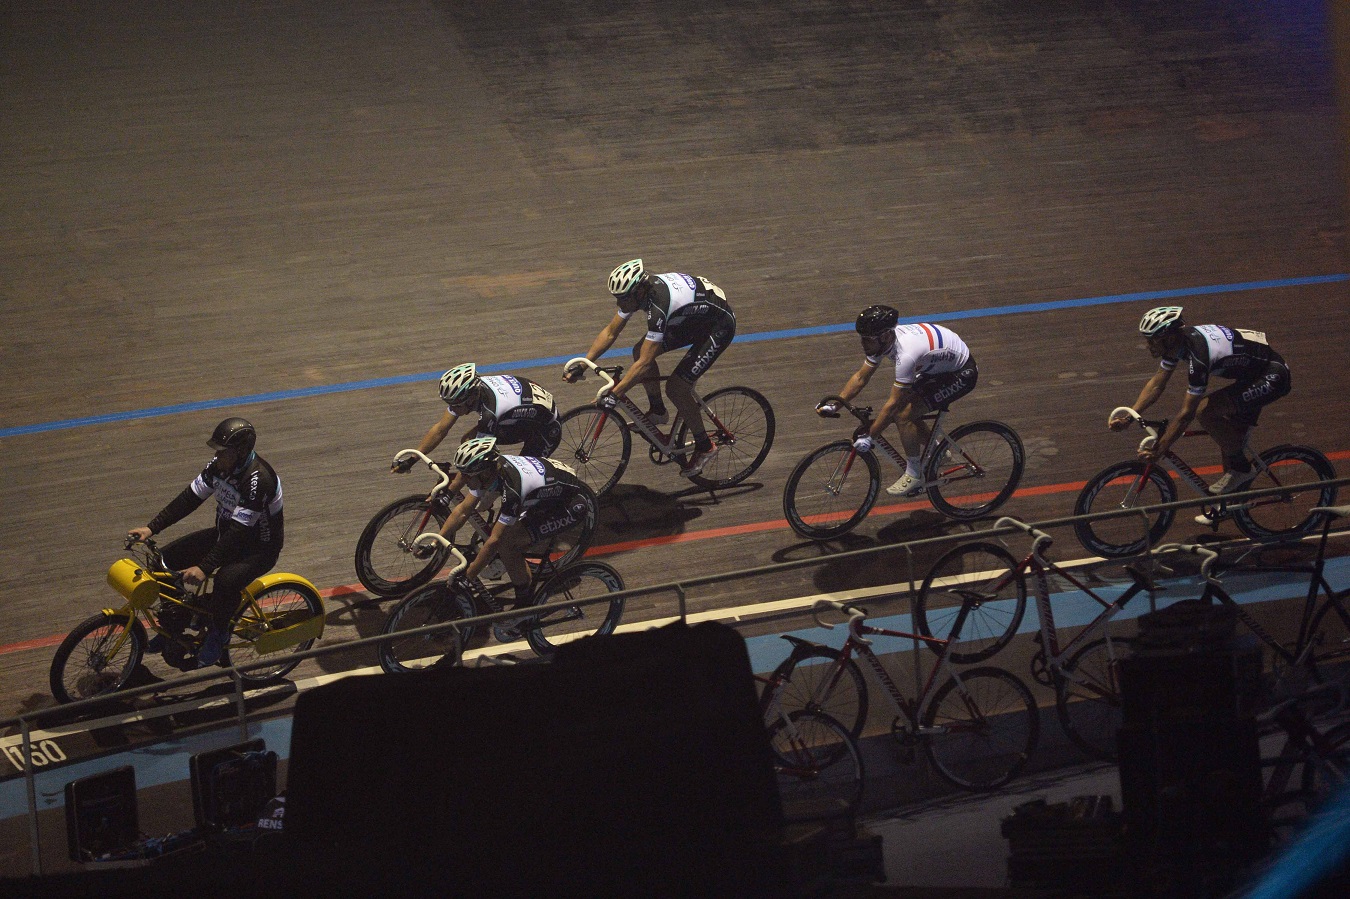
top-left (866, 323), bottom-right (970, 386)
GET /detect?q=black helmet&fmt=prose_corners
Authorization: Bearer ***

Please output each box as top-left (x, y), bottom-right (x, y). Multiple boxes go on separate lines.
top-left (208, 417), bottom-right (256, 455)
top-left (855, 305), bottom-right (899, 337)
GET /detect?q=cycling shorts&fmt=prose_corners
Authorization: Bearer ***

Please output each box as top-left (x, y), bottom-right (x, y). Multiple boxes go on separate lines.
top-left (666, 313), bottom-right (737, 384)
top-left (911, 357), bottom-right (978, 411)
top-left (518, 420), bottom-right (562, 458)
top-left (1211, 359), bottom-right (1290, 426)
top-left (523, 493), bottom-right (592, 542)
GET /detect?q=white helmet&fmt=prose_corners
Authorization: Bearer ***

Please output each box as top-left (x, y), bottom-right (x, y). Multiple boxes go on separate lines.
top-left (607, 259), bottom-right (645, 299)
top-left (453, 436), bottom-right (499, 474)
top-left (1138, 306), bottom-right (1184, 337)
top-left (439, 363), bottom-right (479, 406)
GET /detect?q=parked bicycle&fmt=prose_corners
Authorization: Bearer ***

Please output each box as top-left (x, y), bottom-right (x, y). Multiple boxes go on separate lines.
top-left (782, 396), bottom-right (1024, 540)
top-left (1254, 677), bottom-right (1350, 848)
top-left (50, 538), bottom-right (325, 703)
top-left (757, 674), bottom-right (866, 820)
top-left (354, 448), bottom-right (596, 597)
top-left (759, 599), bottom-right (1038, 791)
top-left (556, 356), bottom-right (775, 496)
top-left (1074, 406), bottom-right (1336, 558)
top-left (913, 518), bottom-right (1180, 760)
top-left (378, 539), bottom-right (624, 671)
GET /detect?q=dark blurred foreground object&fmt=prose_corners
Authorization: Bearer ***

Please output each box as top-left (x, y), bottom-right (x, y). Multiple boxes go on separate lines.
top-left (10, 622), bottom-right (844, 897)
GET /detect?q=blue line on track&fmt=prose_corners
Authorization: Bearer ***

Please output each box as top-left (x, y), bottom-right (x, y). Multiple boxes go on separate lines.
top-left (3, 273), bottom-right (1345, 439)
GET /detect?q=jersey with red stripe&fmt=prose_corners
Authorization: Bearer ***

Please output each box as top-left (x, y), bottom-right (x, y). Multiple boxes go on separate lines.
top-left (866, 323), bottom-right (970, 385)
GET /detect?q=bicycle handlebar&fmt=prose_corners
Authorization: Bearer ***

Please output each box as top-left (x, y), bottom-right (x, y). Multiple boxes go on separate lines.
top-left (394, 448), bottom-right (451, 495)
top-left (994, 516), bottom-right (1054, 559)
top-left (810, 599), bottom-right (870, 643)
top-left (411, 535), bottom-right (469, 575)
top-left (563, 357), bottom-right (617, 403)
top-left (1154, 542), bottom-right (1220, 580)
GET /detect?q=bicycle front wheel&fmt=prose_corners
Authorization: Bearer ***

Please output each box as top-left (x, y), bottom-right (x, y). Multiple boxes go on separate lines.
top-left (922, 666), bottom-right (1039, 791)
top-left (523, 561), bottom-right (625, 656)
top-left (679, 386), bottom-right (776, 490)
top-left (926, 421), bottom-right (1024, 520)
top-left (50, 612), bottom-right (146, 704)
top-left (1054, 636), bottom-right (1134, 761)
top-left (354, 494), bottom-right (451, 597)
top-left (231, 582), bottom-right (325, 686)
top-left (379, 582), bottom-right (478, 673)
top-left (1073, 461), bottom-right (1177, 558)
top-left (768, 710), bottom-right (865, 820)
top-left (1233, 445), bottom-right (1337, 541)
top-left (914, 542), bottom-right (1026, 664)
top-left (556, 406), bottom-right (632, 497)
top-left (760, 646), bottom-right (869, 738)
top-left (782, 441), bottom-right (881, 540)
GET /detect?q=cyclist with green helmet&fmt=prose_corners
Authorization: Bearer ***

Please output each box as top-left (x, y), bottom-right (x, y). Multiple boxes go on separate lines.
top-left (821, 305), bottom-right (977, 497)
top-left (1111, 306), bottom-right (1291, 504)
top-left (564, 258), bottom-right (736, 477)
top-left (392, 363), bottom-right (560, 474)
top-left (433, 436), bottom-right (592, 616)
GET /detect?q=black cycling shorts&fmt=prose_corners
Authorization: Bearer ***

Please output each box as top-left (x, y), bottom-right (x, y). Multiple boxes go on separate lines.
top-left (912, 357), bottom-right (979, 411)
top-left (518, 420), bottom-right (562, 458)
top-left (662, 311), bottom-right (737, 384)
top-left (524, 493), bottom-right (592, 542)
top-left (1212, 359), bottom-right (1290, 427)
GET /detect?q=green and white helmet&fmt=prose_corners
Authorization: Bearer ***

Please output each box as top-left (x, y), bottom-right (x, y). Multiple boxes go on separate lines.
top-left (439, 363), bottom-right (479, 406)
top-left (1138, 306), bottom-right (1184, 337)
top-left (454, 435), bottom-right (499, 474)
top-left (607, 258), bottom-right (645, 299)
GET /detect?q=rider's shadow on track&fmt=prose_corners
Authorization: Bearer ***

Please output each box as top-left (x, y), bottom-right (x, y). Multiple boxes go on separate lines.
top-left (594, 483), bottom-right (707, 543)
top-left (771, 511), bottom-right (989, 596)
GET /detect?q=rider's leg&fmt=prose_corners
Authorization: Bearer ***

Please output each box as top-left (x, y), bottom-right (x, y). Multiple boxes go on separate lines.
top-left (671, 325), bottom-right (734, 476)
top-left (631, 341), bottom-right (668, 419)
top-left (495, 526), bottom-right (533, 609)
top-left (202, 552), bottom-right (276, 666)
top-left (1198, 392), bottom-right (1256, 495)
top-left (887, 397), bottom-right (932, 496)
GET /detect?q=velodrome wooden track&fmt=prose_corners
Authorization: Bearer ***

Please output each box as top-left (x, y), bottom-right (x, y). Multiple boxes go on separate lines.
top-left (1, 0), bottom-right (1346, 722)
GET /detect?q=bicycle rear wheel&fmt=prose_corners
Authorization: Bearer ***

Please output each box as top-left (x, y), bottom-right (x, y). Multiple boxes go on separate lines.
top-left (1054, 636), bottom-right (1134, 761)
top-left (50, 612), bottom-right (147, 703)
top-left (768, 710), bottom-right (865, 820)
top-left (926, 421), bottom-right (1024, 520)
top-left (1233, 445), bottom-right (1337, 541)
top-left (760, 645), bottom-right (869, 738)
top-left (555, 406), bottom-right (632, 497)
top-left (379, 582), bottom-right (478, 673)
top-left (678, 386), bottom-right (776, 490)
top-left (523, 561), bottom-right (625, 656)
top-left (922, 667), bottom-right (1038, 791)
top-left (231, 582), bottom-right (324, 686)
top-left (782, 441), bottom-right (881, 540)
top-left (914, 542), bottom-right (1026, 664)
top-left (1073, 461), bottom-right (1177, 558)
top-left (354, 494), bottom-right (451, 597)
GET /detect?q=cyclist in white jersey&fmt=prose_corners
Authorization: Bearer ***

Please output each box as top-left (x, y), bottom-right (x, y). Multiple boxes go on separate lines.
top-left (1111, 306), bottom-right (1291, 509)
top-left (565, 258), bottom-right (736, 478)
top-left (393, 363), bottom-right (561, 474)
top-left (432, 436), bottom-right (592, 615)
top-left (819, 305), bottom-right (978, 497)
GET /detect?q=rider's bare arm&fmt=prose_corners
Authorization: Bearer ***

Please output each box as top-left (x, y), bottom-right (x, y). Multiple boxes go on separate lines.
top-left (611, 338), bottom-right (662, 399)
top-left (396, 410), bottom-right (458, 472)
top-left (1112, 368), bottom-right (1173, 429)
top-left (834, 360), bottom-right (877, 406)
top-left (567, 311), bottom-right (630, 382)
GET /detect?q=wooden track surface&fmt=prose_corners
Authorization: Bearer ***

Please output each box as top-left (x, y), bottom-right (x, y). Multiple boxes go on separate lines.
top-left (1, 0), bottom-right (1346, 720)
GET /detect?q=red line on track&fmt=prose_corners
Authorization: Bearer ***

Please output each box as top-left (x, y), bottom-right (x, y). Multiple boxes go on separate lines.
top-left (6, 452), bottom-right (1346, 658)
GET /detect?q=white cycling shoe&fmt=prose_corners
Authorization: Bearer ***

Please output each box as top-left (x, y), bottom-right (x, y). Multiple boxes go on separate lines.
top-left (886, 472), bottom-right (924, 497)
top-left (1208, 470), bottom-right (1257, 496)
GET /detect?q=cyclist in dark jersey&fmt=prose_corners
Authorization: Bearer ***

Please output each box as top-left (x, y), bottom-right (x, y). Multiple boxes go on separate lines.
top-left (393, 363), bottom-right (561, 474)
top-left (564, 259), bottom-right (736, 477)
top-left (1111, 306), bottom-right (1291, 503)
top-left (127, 418), bottom-right (284, 668)
top-left (433, 436), bottom-right (592, 614)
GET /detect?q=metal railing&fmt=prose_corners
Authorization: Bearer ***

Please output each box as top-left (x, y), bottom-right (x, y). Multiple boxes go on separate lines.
top-left (4, 474), bottom-right (1347, 876)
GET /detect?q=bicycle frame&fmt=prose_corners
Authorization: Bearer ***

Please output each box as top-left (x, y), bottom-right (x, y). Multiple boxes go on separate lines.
top-left (802, 598), bottom-right (980, 734)
top-left (816, 396), bottom-right (987, 493)
top-left (992, 518), bottom-right (1155, 670)
top-left (1109, 406), bottom-right (1295, 518)
top-left (562, 356), bottom-right (716, 460)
